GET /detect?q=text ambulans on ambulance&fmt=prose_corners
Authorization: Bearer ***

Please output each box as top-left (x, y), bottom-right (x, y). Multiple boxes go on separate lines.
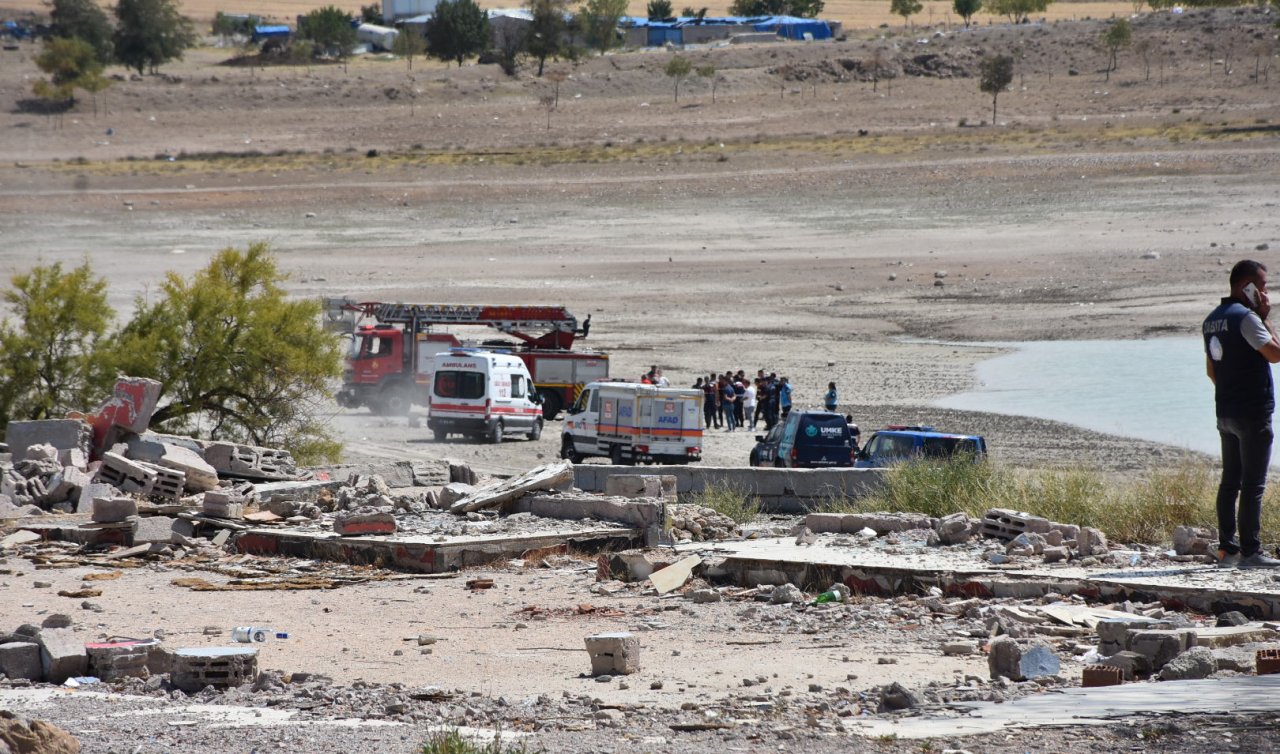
top-left (560, 381), bottom-right (703, 465)
top-left (427, 350), bottom-right (544, 444)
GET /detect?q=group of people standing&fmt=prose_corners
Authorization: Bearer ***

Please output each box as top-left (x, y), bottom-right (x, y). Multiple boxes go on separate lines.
top-left (694, 371), bottom-right (795, 432)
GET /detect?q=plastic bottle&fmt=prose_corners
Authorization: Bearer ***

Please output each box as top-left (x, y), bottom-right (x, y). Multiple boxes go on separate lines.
top-left (231, 626), bottom-right (273, 643)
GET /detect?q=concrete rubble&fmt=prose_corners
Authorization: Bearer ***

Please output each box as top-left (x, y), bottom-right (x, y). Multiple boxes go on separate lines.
top-left (3, 446), bottom-right (1280, 751)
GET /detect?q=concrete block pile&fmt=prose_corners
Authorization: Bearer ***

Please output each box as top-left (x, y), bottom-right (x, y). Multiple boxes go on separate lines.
top-left (0, 377), bottom-right (312, 535)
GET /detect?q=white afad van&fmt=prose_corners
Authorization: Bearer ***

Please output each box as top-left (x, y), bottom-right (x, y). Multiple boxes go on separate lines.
top-left (427, 350), bottom-right (544, 444)
top-left (560, 381), bottom-right (703, 465)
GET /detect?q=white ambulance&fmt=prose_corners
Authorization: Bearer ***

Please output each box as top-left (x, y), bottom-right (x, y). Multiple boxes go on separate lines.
top-left (560, 381), bottom-right (703, 465)
top-left (427, 350), bottom-right (544, 444)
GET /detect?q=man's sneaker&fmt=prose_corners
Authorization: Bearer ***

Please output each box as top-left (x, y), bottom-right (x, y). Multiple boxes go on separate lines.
top-left (1217, 550), bottom-right (1241, 569)
top-left (1238, 552), bottom-right (1280, 569)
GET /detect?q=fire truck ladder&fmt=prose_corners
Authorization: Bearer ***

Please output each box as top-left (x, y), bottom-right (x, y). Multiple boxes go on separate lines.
top-left (351, 302), bottom-right (587, 350)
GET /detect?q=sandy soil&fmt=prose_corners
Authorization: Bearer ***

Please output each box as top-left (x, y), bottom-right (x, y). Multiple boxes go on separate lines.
top-left (1, 9), bottom-right (1280, 750)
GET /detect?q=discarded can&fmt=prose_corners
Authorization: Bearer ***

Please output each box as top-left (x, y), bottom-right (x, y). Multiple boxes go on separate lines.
top-left (231, 626), bottom-right (272, 643)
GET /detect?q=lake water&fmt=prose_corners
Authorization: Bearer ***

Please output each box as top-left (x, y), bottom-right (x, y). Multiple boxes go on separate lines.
top-left (934, 337), bottom-right (1254, 457)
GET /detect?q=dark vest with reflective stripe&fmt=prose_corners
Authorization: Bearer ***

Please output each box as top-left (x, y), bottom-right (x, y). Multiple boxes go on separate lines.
top-left (1203, 297), bottom-right (1274, 418)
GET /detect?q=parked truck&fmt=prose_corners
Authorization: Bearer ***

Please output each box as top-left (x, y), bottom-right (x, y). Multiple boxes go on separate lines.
top-left (560, 381), bottom-right (703, 466)
top-left (327, 299), bottom-right (608, 420)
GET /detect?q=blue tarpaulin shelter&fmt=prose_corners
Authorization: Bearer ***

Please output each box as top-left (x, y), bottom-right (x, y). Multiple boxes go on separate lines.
top-left (251, 25), bottom-right (291, 43)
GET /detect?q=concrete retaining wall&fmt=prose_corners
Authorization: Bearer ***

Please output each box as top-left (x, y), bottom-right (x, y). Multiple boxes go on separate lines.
top-left (573, 465), bottom-right (885, 513)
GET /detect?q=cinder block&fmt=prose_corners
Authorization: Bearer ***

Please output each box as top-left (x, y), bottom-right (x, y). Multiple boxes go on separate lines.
top-left (95, 452), bottom-right (156, 495)
top-left (137, 462), bottom-right (185, 501)
top-left (126, 435), bottom-right (218, 492)
top-left (92, 496), bottom-right (138, 523)
top-left (36, 628), bottom-right (88, 683)
top-left (86, 640), bottom-right (156, 681)
top-left (171, 647), bottom-right (258, 692)
top-left (980, 508), bottom-right (1052, 540)
top-left (0, 641), bottom-right (43, 681)
top-left (584, 632), bottom-right (639, 676)
top-left (1082, 664), bottom-right (1124, 687)
top-left (202, 493), bottom-right (245, 520)
top-left (3, 419), bottom-right (92, 463)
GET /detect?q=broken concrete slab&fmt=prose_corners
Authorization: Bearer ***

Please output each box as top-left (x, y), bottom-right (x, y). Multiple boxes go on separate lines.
top-left (604, 474), bottom-right (675, 499)
top-left (649, 554), bottom-right (701, 595)
top-left (202, 490), bottom-right (245, 520)
top-left (2, 419), bottom-right (92, 464)
top-left (76, 482), bottom-right (117, 515)
top-left (91, 496), bottom-right (138, 523)
top-left (437, 482), bottom-right (475, 509)
top-left (450, 461), bottom-right (574, 514)
top-left (0, 642), bottom-right (43, 681)
top-left (519, 494), bottom-right (663, 530)
top-left (35, 628), bottom-right (88, 683)
top-left (848, 675), bottom-right (1280, 739)
top-left (235, 522), bottom-right (638, 573)
top-left (988, 637), bottom-right (1060, 681)
top-left (1193, 624), bottom-right (1280, 648)
top-left (1158, 646), bottom-right (1217, 681)
top-left (333, 506), bottom-right (397, 537)
top-left (204, 441), bottom-right (306, 482)
top-left (1, 530), bottom-right (42, 548)
top-left (92, 376), bottom-right (162, 434)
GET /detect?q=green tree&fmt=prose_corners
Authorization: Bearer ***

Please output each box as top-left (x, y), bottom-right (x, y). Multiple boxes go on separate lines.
top-left (984, 0), bottom-right (1051, 24)
top-left (112, 0), bottom-right (197, 75)
top-left (0, 260), bottom-right (115, 432)
top-left (425, 0), bottom-right (490, 67)
top-left (526, 0), bottom-right (568, 76)
top-left (1100, 17), bottom-right (1131, 81)
top-left (50, 0), bottom-right (115, 64)
top-left (33, 36), bottom-right (107, 106)
top-left (577, 0), bottom-right (627, 55)
top-left (979, 53), bottom-right (1014, 124)
top-left (212, 12), bottom-right (260, 44)
top-left (111, 243), bottom-right (343, 463)
top-left (300, 6), bottom-right (358, 60)
top-left (665, 54), bottom-right (691, 102)
top-left (647, 0), bottom-right (673, 18)
top-left (360, 3), bottom-right (382, 22)
top-left (953, 0), bottom-right (981, 27)
top-left (890, 0), bottom-right (922, 27)
top-left (729, 0), bottom-right (824, 18)
top-left (391, 27), bottom-right (426, 69)
top-left (696, 63), bottom-right (718, 102)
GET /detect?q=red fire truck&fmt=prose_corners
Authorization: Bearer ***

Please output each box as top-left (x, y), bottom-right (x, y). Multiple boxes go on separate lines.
top-left (328, 300), bottom-right (608, 420)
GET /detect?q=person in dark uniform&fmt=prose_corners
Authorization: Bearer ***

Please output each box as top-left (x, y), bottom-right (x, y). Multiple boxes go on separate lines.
top-left (1203, 260), bottom-right (1280, 569)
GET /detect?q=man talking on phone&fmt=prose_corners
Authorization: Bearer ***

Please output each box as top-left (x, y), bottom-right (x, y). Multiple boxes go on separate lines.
top-left (1203, 260), bottom-right (1280, 569)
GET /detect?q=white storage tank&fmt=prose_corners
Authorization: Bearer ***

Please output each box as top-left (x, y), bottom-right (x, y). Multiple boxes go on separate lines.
top-left (357, 23), bottom-right (400, 51)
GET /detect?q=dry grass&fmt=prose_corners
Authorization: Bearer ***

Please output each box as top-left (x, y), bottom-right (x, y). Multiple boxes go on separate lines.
top-left (858, 457), bottom-right (1280, 546)
top-left (41, 118), bottom-right (1258, 177)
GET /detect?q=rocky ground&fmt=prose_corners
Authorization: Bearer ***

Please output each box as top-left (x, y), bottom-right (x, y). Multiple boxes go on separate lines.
top-left (2, 4), bottom-right (1280, 751)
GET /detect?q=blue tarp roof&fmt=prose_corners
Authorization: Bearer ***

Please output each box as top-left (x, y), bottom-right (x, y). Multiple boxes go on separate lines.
top-left (622, 14), bottom-right (832, 40)
top-left (252, 25), bottom-right (291, 37)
